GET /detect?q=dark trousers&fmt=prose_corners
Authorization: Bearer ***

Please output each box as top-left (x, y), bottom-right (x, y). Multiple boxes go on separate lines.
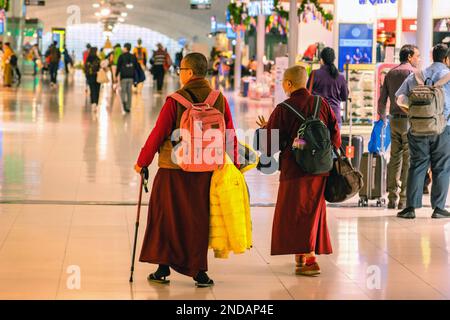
top-left (153, 65), bottom-right (165, 91)
top-left (49, 63), bottom-right (59, 84)
top-left (407, 126), bottom-right (450, 210)
top-left (88, 77), bottom-right (101, 105)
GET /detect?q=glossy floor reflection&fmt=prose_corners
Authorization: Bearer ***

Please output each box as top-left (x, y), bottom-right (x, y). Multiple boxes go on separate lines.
top-left (0, 73), bottom-right (449, 300)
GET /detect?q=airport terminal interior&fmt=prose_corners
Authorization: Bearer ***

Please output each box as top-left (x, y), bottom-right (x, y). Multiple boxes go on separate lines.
top-left (1, 0), bottom-right (450, 300)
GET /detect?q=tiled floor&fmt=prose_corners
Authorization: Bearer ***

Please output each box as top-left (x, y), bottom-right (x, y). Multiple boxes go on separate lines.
top-left (0, 73), bottom-right (449, 300)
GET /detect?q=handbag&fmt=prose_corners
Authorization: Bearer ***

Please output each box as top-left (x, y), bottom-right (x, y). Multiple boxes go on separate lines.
top-left (96, 68), bottom-right (109, 84)
top-left (325, 147), bottom-right (364, 203)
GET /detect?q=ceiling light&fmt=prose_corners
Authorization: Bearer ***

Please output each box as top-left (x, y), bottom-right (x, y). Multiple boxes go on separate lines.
top-left (126, 4), bottom-right (134, 9)
top-left (118, 17), bottom-right (125, 23)
top-left (101, 8), bottom-right (111, 16)
top-left (93, 3), bottom-right (100, 8)
top-left (95, 12), bottom-right (101, 17)
top-left (121, 12), bottom-right (128, 17)
top-left (108, 25), bottom-right (113, 30)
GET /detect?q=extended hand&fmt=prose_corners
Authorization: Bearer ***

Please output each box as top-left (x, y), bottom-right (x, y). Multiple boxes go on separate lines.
top-left (256, 115), bottom-right (268, 128)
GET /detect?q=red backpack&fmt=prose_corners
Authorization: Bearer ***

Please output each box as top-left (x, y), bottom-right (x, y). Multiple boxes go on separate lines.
top-left (170, 90), bottom-right (226, 172)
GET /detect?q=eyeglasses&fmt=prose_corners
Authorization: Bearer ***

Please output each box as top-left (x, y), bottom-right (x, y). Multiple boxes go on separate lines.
top-left (176, 67), bottom-right (191, 76)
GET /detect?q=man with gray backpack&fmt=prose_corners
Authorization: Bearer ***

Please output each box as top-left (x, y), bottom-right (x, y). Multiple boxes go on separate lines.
top-left (396, 44), bottom-right (450, 219)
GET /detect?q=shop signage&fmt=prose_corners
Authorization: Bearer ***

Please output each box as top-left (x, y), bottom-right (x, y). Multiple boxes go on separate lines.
top-left (190, 0), bottom-right (211, 10)
top-left (248, 0), bottom-right (274, 17)
top-left (359, 0), bottom-right (396, 5)
top-left (338, 23), bottom-right (374, 71)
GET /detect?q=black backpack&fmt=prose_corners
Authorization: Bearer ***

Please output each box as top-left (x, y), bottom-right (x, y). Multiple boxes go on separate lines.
top-left (281, 96), bottom-right (333, 175)
top-left (121, 54), bottom-right (136, 78)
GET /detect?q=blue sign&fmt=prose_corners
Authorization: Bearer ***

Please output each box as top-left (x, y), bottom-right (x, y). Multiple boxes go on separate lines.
top-left (359, 0), bottom-right (396, 5)
top-left (338, 23), bottom-right (374, 71)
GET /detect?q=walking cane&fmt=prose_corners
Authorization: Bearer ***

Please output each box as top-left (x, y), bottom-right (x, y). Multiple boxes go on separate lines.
top-left (129, 167), bottom-right (149, 283)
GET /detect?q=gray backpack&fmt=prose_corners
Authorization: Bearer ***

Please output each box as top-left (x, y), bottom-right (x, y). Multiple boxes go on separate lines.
top-left (408, 71), bottom-right (450, 136)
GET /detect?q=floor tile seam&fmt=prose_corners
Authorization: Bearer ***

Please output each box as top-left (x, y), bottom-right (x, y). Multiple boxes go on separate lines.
top-left (55, 205), bottom-right (76, 299)
top-left (0, 205), bottom-right (23, 253)
top-left (252, 246), bottom-right (295, 300)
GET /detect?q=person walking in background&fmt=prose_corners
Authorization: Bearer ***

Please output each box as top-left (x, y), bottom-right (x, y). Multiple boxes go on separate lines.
top-left (62, 45), bottom-right (73, 75)
top-left (378, 44), bottom-right (420, 210)
top-left (134, 52), bottom-right (238, 287)
top-left (2, 42), bottom-right (14, 87)
top-left (133, 39), bottom-right (148, 93)
top-left (151, 43), bottom-right (170, 93)
top-left (307, 47), bottom-right (348, 127)
top-left (45, 41), bottom-right (61, 87)
top-left (257, 66), bottom-right (341, 276)
top-left (31, 44), bottom-right (42, 76)
top-left (116, 43), bottom-right (138, 113)
top-left (110, 43), bottom-right (122, 85)
top-left (396, 44), bottom-right (450, 219)
top-left (85, 47), bottom-right (101, 110)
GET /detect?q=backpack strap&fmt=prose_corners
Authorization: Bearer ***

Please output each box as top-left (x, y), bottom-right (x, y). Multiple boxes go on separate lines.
top-left (205, 90), bottom-right (220, 107)
top-left (280, 102), bottom-right (306, 121)
top-left (171, 92), bottom-right (193, 109)
top-left (435, 72), bottom-right (450, 87)
top-left (414, 71), bottom-right (425, 85)
top-left (313, 96), bottom-right (322, 119)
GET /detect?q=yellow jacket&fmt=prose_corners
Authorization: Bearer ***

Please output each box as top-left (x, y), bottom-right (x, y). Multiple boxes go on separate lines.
top-left (209, 143), bottom-right (258, 259)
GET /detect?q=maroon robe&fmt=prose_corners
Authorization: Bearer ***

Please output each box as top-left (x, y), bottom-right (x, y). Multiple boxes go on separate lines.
top-left (265, 88), bottom-right (341, 255)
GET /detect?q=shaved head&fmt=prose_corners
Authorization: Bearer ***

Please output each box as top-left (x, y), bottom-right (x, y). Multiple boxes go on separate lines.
top-left (283, 65), bottom-right (308, 88)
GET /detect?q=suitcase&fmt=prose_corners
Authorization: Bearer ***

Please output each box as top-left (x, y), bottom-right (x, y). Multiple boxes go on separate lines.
top-left (341, 135), bottom-right (364, 171)
top-left (358, 152), bottom-right (387, 207)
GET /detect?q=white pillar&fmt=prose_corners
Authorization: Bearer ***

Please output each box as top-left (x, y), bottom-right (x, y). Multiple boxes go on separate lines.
top-left (332, 0), bottom-right (339, 65)
top-left (257, 14), bottom-right (265, 83)
top-left (9, 0), bottom-right (25, 53)
top-left (417, 0), bottom-right (433, 68)
top-left (288, 0), bottom-right (298, 66)
top-left (395, 0), bottom-right (403, 61)
top-left (234, 28), bottom-right (242, 92)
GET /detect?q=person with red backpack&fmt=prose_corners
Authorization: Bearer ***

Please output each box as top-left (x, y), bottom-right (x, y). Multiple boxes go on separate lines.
top-left (134, 52), bottom-right (239, 287)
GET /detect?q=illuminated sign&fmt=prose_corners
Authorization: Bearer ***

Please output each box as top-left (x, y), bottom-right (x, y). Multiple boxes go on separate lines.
top-left (248, 0), bottom-right (274, 17)
top-left (190, 0), bottom-right (211, 10)
top-left (359, 0), bottom-right (396, 5)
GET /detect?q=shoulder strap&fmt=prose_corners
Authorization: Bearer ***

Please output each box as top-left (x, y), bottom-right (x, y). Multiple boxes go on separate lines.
top-left (308, 71), bottom-right (315, 93)
top-left (414, 70), bottom-right (425, 85)
top-left (435, 72), bottom-right (450, 87)
top-left (205, 90), bottom-right (220, 107)
top-left (313, 96), bottom-right (322, 119)
top-left (280, 102), bottom-right (306, 121)
top-left (171, 92), bottom-right (193, 109)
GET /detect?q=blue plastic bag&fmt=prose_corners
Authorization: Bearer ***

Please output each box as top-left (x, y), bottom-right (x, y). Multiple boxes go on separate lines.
top-left (368, 119), bottom-right (391, 154)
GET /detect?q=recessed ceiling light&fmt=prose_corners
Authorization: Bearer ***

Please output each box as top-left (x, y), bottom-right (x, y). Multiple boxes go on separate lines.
top-left (101, 8), bottom-right (111, 16)
top-left (93, 3), bottom-right (100, 8)
top-left (121, 12), bottom-right (128, 17)
top-left (126, 4), bottom-right (134, 9)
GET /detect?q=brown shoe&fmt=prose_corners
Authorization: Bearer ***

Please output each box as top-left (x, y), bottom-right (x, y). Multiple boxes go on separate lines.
top-left (296, 262), bottom-right (321, 276)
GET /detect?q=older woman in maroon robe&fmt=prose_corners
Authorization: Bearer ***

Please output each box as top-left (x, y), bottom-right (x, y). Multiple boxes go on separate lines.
top-left (134, 53), bottom-right (238, 287)
top-left (257, 65), bottom-right (341, 276)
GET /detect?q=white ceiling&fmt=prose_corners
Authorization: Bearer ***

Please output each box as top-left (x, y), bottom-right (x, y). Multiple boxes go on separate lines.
top-left (26, 0), bottom-right (228, 41)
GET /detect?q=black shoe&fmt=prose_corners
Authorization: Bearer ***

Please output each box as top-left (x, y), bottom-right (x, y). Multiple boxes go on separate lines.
top-left (431, 208), bottom-right (450, 219)
top-left (148, 265), bottom-right (170, 284)
top-left (397, 207), bottom-right (416, 219)
top-left (194, 271), bottom-right (214, 288)
top-left (388, 200), bottom-right (397, 209)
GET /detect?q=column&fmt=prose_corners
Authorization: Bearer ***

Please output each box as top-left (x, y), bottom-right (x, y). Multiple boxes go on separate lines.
top-left (256, 14), bottom-right (265, 83)
top-left (234, 27), bottom-right (242, 92)
top-left (395, 0), bottom-right (403, 60)
top-left (332, 0), bottom-right (339, 63)
top-left (9, 0), bottom-right (26, 53)
top-left (417, 0), bottom-right (433, 68)
top-left (288, 0), bottom-right (298, 66)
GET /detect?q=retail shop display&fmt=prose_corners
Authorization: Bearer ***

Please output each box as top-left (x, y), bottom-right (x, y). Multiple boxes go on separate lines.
top-left (345, 64), bottom-right (376, 125)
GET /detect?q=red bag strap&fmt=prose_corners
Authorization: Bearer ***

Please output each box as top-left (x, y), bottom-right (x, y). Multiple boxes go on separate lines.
top-left (204, 90), bottom-right (220, 107)
top-left (171, 92), bottom-right (193, 109)
top-left (308, 71), bottom-right (315, 93)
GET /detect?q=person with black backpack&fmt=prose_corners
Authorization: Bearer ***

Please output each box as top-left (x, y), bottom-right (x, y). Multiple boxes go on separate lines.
top-left (84, 47), bottom-right (101, 109)
top-left (256, 65), bottom-right (341, 277)
top-left (115, 43), bottom-right (138, 113)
